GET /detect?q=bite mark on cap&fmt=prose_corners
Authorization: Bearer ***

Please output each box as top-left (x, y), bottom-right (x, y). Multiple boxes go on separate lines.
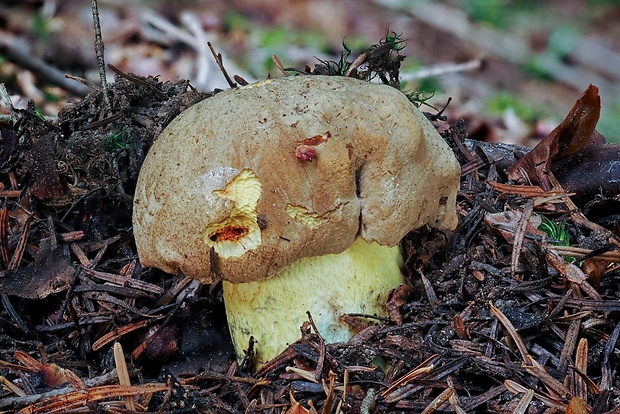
top-left (204, 169), bottom-right (262, 258)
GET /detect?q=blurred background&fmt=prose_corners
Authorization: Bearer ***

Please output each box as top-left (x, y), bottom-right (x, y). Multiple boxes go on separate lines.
top-left (1, 0), bottom-right (619, 144)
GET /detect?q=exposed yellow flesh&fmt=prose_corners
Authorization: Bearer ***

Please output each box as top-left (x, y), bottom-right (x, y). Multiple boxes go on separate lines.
top-left (204, 169), bottom-right (262, 258)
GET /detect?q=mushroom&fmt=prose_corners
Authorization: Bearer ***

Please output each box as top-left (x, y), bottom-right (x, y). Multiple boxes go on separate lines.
top-left (133, 75), bottom-right (461, 367)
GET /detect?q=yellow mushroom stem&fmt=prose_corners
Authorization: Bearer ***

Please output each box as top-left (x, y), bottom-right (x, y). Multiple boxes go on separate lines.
top-left (222, 237), bottom-right (405, 367)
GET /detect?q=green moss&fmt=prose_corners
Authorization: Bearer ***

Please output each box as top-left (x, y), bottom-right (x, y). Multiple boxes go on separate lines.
top-left (416, 77), bottom-right (441, 95)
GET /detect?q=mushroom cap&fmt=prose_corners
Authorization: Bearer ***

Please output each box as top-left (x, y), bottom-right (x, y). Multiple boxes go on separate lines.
top-left (133, 75), bottom-right (460, 284)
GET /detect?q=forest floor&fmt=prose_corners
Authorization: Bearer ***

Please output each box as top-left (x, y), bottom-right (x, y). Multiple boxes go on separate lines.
top-left (0, 1), bottom-right (619, 413)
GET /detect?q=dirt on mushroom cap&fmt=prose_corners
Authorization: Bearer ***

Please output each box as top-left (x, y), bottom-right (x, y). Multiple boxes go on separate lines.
top-left (132, 75), bottom-right (460, 284)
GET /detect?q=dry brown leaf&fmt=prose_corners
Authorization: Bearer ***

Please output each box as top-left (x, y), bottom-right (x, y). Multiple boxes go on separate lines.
top-left (508, 84), bottom-right (601, 190)
top-left (512, 388), bottom-right (534, 414)
top-left (484, 210), bottom-right (546, 245)
top-left (552, 144), bottom-right (620, 204)
top-left (284, 390), bottom-right (314, 414)
top-left (522, 356), bottom-right (572, 400)
top-left (320, 371), bottom-right (336, 414)
top-left (113, 342), bottom-right (135, 411)
top-left (0, 375), bottom-right (25, 397)
top-left (0, 246), bottom-right (74, 299)
top-left (486, 181), bottom-right (564, 197)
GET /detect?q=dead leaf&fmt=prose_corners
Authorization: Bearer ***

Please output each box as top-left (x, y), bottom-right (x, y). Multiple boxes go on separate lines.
top-left (552, 144), bottom-right (620, 205)
top-left (508, 84), bottom-right (601, 190)
top-left (0, 245), bottom-right (74, 299)
top-left (484, 210), bottom-right (546, 245)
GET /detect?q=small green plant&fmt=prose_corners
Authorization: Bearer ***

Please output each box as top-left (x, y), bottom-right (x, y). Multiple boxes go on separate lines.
top-left (405, 89), bottom-right (435, 107)
top-left (315, 40), bottom-right (353, 76)
top-left (538, 216), bottom-right (570, 246)
top-left (34, 108), bottom-right (46, 121)
top-left (364, 31), bottom-right (406, 88)
top-left (104, 130), bottom-right (126, 151)
top-left (222, 12), bottom-right (248, 33)
top-left (315, 31), bottom-right (407, 90)
top-left (538, 216), bottom-right (576, 262)
top-left (370, 31), bottom-right (406, 54)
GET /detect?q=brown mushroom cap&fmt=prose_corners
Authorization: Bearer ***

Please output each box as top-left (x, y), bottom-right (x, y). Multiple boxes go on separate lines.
top-left (133, 75), bottom-right (460, 284)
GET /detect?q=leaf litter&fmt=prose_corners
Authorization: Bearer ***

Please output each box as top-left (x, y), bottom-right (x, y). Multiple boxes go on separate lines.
top-left (0, 39), bottom-right (619, 413)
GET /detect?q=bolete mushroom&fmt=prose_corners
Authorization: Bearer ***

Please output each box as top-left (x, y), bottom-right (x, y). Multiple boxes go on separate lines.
top-left (133, 75), bottom-right (460, 367)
